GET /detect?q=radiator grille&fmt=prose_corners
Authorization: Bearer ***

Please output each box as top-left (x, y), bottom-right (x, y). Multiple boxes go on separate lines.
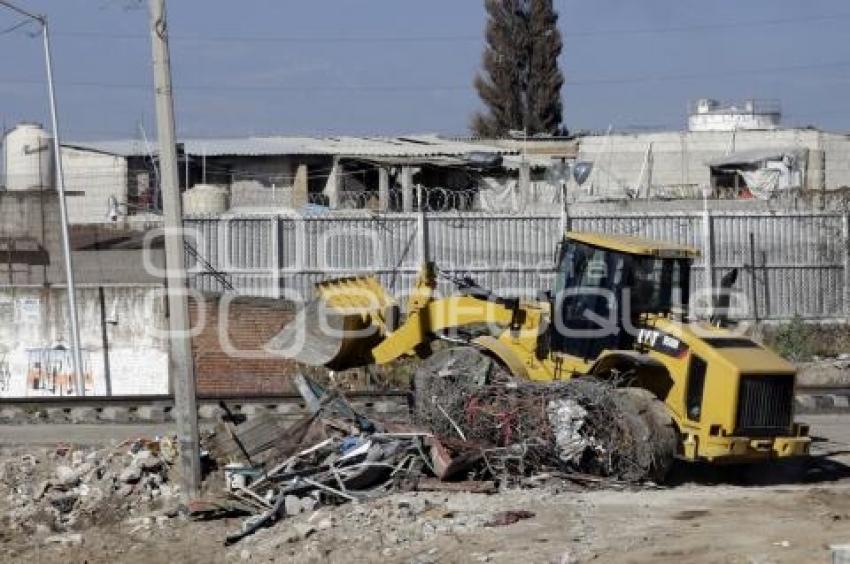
top-left (735, 375), bottom-right (794, 436)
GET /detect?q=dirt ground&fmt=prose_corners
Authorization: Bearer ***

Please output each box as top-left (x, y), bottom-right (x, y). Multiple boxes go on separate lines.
top-left (2, 414), bottom-right (850, 563)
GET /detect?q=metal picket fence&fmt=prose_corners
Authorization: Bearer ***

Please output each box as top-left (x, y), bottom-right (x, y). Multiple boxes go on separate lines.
top-left (184, 209), bottom-right (850, 321)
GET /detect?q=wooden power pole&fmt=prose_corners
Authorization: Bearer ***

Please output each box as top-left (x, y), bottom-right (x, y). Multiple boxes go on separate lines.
top-left (148, 0), bottom-right (201, 496)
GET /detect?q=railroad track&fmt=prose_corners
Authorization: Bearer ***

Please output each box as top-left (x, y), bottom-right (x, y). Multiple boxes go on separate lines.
top-left (0, 385), bottom-right (847, 423)
top-left (0, 391), bottom-right (412, 424)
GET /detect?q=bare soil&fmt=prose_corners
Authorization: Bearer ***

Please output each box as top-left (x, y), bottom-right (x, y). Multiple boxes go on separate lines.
top-left (5, 478), bottom-right (850, 563)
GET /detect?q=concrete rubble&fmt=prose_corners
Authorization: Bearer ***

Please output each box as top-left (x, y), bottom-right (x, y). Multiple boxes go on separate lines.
top-left (0, 372), bottom-right (663, 559)
top-left (233, 490), bottom-right (538, 562)
top-left (0, 436), bottom-right (181, 537)
top-left (0, 375), bottom-right (848, 561)
top-left (194, 373), bottom-right (644, 548)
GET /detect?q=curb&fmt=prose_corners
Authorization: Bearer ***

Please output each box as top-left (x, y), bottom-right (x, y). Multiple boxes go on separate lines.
top-left (1, 394), bottom-right (846, 423)
top-left (0, 397), bottom-right (410, 425)
top-left (795, 393), bottom-right (850, 413)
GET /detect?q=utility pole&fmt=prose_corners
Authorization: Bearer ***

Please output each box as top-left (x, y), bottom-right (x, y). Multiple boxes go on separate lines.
top-left (0, 1), bottom-right (85, 395)
top-left (148, 0), bottom-right (201, 497)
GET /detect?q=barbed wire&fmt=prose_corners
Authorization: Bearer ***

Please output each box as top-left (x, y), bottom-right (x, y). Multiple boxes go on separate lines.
top-left (304, 186), bottom-right (481, 212)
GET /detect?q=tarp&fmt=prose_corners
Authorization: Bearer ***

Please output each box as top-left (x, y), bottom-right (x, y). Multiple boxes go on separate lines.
top-left (739, 169), bottom-right (782, 199)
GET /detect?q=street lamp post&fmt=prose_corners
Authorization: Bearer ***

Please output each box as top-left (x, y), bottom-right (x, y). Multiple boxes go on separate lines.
top-left (0, 0), bottom-right (85, 395)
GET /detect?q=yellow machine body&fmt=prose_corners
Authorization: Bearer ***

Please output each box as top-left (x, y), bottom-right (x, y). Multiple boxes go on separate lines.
top-left (283, 232), bottom-right (810, 464)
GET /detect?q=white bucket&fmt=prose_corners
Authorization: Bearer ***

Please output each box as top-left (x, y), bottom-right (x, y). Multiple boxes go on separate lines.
top-left (223, 463), bottom-right (248, 491)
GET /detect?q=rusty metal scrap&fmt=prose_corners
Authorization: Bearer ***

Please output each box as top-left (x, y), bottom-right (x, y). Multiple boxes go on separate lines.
top-left (414, 352), bottom-right (661, 482)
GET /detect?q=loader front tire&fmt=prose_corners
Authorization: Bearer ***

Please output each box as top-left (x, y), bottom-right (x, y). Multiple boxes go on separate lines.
top-left (616, 387), bottom-right (678, 483)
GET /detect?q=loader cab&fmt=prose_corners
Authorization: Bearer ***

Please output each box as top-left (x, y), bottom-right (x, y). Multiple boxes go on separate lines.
top-left (550, 232), bottom-right (697, 361)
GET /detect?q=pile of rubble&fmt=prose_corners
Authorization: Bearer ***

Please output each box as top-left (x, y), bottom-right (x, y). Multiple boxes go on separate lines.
top-left (1, 364), bottom-right (666, 551)
top-left (236, 489), bottom-right (551, 562)
top-left (0, 437), bottom-right (181, 539)
top-left (414, 347), bottom-right (675, 482)
top-left (197, 374), bottom-right (443, 545)
top-left (197, 367), bottom-right (655, 546)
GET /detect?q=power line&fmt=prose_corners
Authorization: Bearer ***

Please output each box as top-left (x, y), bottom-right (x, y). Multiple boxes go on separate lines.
top-left (0, 0), bottom-right (42, 23)
top-left (566, 13), bottom-right (850, 37)
top-left (47, 12), bottom-right (850, 44)
top-left (0, 17), bottom-right (32, 34)
top-left (3, 58), bottom-right (850, 92)
top-left (570, 60), bottom-right (850, 86)
top-left (53, 30), bottom-right (479, 43)
top-left (0, 77), bottom-right (466, 92)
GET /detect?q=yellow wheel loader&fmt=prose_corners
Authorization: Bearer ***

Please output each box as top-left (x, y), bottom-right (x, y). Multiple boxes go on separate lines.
top-left (274, 231), bottom-right (810, 471)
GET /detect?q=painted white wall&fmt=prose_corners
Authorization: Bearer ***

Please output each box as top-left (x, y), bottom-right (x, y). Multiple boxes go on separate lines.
top-left (62, 147), bottom-right (128, 224)
top-left (0, 286), bottom-right (168, 397)
top-left (576, 129), bottom-right (850, 198)
top-left (227, 156), bottom-right (295, 209)
top-left (688, 112), bottom-right (780, 132)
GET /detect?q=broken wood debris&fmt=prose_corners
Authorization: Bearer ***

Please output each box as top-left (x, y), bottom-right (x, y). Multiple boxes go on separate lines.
top-left (198, 372), bottom-right (658, 545)
top-left (202, 374), bottom-right (440, 544)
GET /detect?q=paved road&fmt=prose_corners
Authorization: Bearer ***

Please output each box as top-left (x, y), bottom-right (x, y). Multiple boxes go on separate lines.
top-left (801, 413), bottom-right (850, 458)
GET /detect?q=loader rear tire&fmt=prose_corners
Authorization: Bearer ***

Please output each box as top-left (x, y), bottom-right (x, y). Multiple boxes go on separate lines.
top-left (616, 387), bottom-right (678, 483)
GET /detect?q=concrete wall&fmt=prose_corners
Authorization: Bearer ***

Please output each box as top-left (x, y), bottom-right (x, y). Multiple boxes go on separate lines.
top-left (62, 147), bottom-right (128, 224)
top-left (230, 184), bottom-right (293, 209)
top-left (0, 285), bottom-right (169, 397)
top-left (225, 156), bottom-right (292, 209)
top-left (0, 190), bottom-right (59, 286)
top-left (200, 155), bottom-right (333, 210)
top-left (822, 132), bottom-right (850, 190)
top-left (0, 189), bottom-right (168, 286)
top-left (576, 129), bottom-right (850, 198)
top-left (0, 287), bottom-right (298, 398)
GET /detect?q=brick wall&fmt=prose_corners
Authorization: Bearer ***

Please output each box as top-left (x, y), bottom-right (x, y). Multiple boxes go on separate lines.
top-left (189, 295), bottom-right (298, 396)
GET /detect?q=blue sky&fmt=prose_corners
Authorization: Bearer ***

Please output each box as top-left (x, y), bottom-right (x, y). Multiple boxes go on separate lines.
top-left (1, 0), bottom-right (849, 140)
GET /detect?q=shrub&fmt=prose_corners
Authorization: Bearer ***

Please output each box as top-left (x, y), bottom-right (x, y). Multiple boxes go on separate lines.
top-left (767, 316), bottom-right (815, 361)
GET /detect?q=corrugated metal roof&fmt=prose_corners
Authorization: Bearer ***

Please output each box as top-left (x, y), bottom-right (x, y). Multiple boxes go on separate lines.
top-left (706, 147), bottom-right (806, 167)
top-left (501, 154), bottom-right (557, 170)
top-left (63, 140), bottom-right (154, 157)
top-left (65, 134), bottom-right (515, 159)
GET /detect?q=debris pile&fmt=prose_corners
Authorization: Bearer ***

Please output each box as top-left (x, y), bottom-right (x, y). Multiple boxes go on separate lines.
top-left (0, 437), bottom-right (181, 534)
top-left (236, 489), bottom-right (547, 562)
top-left (413, 347), bottom-right (675, 482)
top-left (199, 360), bottom-right (672, 545)
top-left (200, 374), bottom-right (439, 544)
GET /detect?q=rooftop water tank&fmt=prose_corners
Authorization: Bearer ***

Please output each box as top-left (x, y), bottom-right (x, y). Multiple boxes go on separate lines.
top-left (2, 122), bottom-right (55, 191)
top-left (688, 99), bottom-right (781, 132)
top-left (695, 98), bottom-right (719, 114)
top-left (183, 183), bottom-right (229, 215)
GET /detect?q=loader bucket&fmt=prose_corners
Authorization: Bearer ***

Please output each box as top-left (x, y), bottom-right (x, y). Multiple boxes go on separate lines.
top-left (267, 275), bottom-right (395, 371)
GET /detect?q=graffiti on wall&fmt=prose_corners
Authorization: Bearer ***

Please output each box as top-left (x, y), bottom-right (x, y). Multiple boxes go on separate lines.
top-left (26, 346), bottom-right (94, 396)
